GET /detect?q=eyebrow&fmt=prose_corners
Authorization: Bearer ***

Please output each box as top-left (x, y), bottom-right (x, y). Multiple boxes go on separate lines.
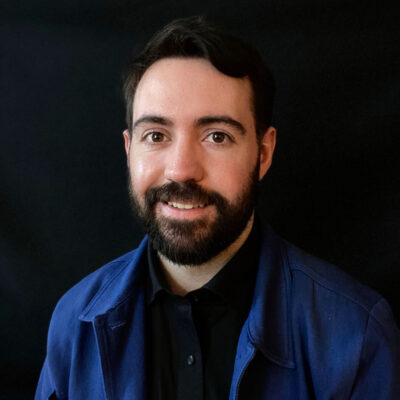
top-left (132, 115), bottom-right (173, 130)
top-left (195, 115), bottom-right (246, 135)
top-left (132, 114), bottom-right (246, 135)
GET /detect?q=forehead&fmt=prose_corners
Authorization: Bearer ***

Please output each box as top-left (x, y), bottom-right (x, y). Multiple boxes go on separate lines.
top-left (133, 58), bottom-right (254, 125)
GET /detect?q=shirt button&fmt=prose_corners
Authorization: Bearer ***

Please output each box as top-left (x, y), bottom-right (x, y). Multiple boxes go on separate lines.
top-left (186, 354), bottom-right (195, 366)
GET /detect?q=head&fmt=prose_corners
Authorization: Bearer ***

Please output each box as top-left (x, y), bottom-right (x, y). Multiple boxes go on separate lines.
top-left (123, 16), bottom-right (275, 143)
top-left (122, 17), bottom-right (276, 265)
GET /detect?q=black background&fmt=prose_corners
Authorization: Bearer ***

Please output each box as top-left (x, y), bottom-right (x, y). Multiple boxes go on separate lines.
top-left (1, 0), bottom-right (399, 398)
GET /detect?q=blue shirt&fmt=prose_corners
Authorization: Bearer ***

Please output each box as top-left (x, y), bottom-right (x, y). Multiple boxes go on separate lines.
top-left (35, 224), bottom-right (400, 399)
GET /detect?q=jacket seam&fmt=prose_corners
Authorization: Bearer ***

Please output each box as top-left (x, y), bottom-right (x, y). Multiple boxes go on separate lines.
top-left (348, 303), bottom-right (374, 397)
top-left (290, 264), bottom-right (381, 316)
top-left (80, 260), bottom-right (130, 317)
top-left (279, 240), bottom-right (294, 362)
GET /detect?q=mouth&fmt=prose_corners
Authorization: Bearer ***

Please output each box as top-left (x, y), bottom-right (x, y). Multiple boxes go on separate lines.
top-left (166, 201), bottom-right (207, 210)
top-left (159, 200), bottom-right (212, 220)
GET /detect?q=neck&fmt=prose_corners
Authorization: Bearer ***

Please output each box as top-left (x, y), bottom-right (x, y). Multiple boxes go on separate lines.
top-left (158, 214), bottom-right (254, 296)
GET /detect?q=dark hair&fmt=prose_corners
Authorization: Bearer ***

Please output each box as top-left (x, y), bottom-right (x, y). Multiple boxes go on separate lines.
top-left (123, 16), bottom-right (275, 141)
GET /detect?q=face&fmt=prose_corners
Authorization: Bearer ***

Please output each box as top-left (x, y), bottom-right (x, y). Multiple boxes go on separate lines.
top-left (124, 58), bottom-right (276, 265)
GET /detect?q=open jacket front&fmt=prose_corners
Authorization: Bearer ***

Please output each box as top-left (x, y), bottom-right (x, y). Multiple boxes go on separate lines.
top-left (35, 224), bottom-right (400, 399)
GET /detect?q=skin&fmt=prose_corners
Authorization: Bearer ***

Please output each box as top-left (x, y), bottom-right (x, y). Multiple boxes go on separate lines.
top-left (123, 57), bottom-right (276, 294)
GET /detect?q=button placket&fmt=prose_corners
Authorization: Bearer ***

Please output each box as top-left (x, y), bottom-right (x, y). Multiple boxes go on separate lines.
top-left (174, 297), bottom-right (203, 400)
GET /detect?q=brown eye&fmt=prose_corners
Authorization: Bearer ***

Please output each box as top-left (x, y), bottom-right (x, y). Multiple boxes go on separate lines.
top-left (211, 132), bottom-right (226, 143)
top-left (148, 131), bottom-right (164, 142)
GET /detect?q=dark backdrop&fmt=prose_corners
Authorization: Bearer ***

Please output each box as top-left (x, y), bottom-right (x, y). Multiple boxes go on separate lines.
top-left (1, 0), bottom-right (399, 398)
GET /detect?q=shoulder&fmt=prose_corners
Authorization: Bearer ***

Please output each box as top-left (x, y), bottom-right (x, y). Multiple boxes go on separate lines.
top-left (47, 240), bottom-right (147, 340)
top-left (280, 238), bottom-right (398, 340)
top-left (276, 237), bottom-right (400, 395)
top-left (283, 240), bottom-right (382, 311)
top-left (54, 249), bottom-right (136, 312)
top-left (37, 242), bottom-right (148, 397)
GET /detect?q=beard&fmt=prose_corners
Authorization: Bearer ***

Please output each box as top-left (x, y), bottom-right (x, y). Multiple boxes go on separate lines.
top-left (128, 162), bottom-right (260, 265)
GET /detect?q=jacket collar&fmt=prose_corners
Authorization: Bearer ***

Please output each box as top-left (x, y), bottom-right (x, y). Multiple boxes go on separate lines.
top-left (78, 223), bottom-right (295, 369)
top-left (79, 238), bottom-right (149, 322)
top-left (246, 224), bottom-right (296, 369)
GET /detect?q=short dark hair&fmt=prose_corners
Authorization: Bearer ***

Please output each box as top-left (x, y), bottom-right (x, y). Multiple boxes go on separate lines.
top-left (123, 16), bottom-right (275, 141)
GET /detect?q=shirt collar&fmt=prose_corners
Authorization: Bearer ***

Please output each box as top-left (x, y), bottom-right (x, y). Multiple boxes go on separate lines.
top-left (203, 220), bottom-right (260, 309)
top-left (146, 220), bottom-right (260, 310)
top-left (146, 242), bottom-right (169, 304)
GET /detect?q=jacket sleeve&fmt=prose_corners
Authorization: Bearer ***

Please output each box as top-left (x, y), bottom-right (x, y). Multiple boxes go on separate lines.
top-left (351, 298), bottom-right (400, 399)
top-left (34, 295), bottom-right (75, 400)
top-left (35, 356), bottom-right (57, 399)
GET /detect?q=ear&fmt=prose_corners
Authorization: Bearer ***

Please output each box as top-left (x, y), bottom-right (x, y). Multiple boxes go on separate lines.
top-left (123, 129), bottom-right (131, 157)
top-left (258, 126), bottom-right (276, 180)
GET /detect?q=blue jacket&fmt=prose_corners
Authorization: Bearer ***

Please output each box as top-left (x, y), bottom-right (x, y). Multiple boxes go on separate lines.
top-left (36, 225), bottom-right (400, 399)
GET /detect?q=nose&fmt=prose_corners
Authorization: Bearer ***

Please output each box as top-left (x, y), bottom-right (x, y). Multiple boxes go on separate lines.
top-left (164, 136), bottom-right (204, 183)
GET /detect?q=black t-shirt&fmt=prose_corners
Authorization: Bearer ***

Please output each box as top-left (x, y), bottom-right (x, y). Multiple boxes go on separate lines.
top-left (146, 222), bottom-right (260, 400)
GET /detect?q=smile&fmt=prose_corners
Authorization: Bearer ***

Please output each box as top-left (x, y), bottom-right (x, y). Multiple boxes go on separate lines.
top-left (166, 201), bottom-right (206, 210)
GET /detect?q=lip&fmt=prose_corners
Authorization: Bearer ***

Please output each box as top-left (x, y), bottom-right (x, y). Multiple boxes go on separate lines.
top-left (159, 201), bottom-right (212, 219)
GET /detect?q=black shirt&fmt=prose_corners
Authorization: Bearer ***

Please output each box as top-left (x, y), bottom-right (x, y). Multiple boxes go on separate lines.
top-left (146, 222), bottom-right (260, 400)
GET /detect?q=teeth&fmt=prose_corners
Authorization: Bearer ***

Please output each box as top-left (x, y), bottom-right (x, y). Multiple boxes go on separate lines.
top-left (167, 202), bottom-right (205, 209)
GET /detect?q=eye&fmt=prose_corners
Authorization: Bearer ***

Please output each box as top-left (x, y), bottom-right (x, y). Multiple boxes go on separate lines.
top-left (144, 131), bottom-right (166, 143)
top-left (205, 131), bottom-right (232, 144)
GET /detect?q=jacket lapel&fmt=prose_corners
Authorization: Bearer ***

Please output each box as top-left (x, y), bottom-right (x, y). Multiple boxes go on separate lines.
top-left (247, 225), bottom-right (295, 369)
top-left (92, 290), bottom-right (147, 400)
top-left (80, 238), bottom-right (149, 400)
top-left (229, 225), bottom-right (296, 399)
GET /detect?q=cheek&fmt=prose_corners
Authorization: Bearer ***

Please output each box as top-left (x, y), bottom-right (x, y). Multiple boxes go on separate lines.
top-left (209, 157), bottom-right (254, 198)
top-left (129, 152), bottom-right (163, 195)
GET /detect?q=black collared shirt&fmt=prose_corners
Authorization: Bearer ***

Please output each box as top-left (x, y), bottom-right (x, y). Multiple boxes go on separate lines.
top-left (146, 222), bottom-right (260, 400)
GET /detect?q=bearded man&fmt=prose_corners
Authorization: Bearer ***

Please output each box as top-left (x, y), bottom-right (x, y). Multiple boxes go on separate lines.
top-left (36, 16), bottom-right (400, 400)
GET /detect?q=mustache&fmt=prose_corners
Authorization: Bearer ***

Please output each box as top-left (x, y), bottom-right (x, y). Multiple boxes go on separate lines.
top-left (145, 180), bottom-right (227, 209)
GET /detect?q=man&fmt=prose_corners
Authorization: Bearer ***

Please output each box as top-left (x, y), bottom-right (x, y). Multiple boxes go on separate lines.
top-left (36, 16), bottom-right (400, 400)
